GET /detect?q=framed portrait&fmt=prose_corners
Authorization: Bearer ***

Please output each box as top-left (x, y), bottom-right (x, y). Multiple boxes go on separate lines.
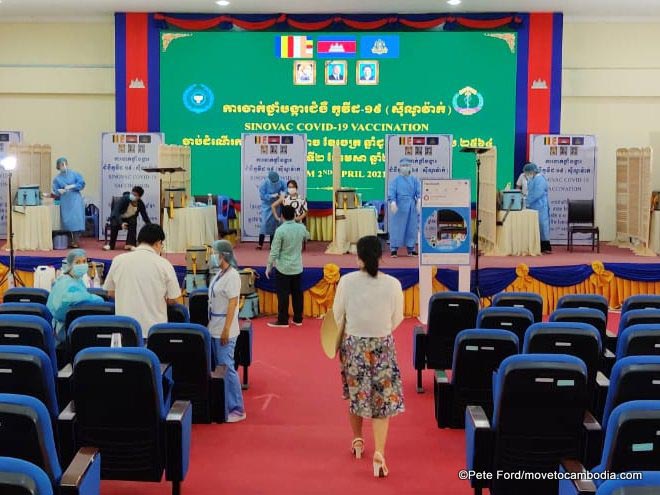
top-left (293, 60), bottom-right (316, 85)
top-left (325, 60), bottom-right (347, 85)
top-left (356, 60), bottom-right (379, 85)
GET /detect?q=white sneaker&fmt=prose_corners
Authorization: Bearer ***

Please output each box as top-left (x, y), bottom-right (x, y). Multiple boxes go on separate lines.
top-left (226, 411), bottom-right (247, 423)
top-left (102, 245), bottom-right (111, 251)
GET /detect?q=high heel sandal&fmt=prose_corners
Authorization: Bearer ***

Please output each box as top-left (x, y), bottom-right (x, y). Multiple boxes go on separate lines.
top-left (373, 451), bottom-right (388, 478)
top-left (351, 438), bottom-right (364, 459)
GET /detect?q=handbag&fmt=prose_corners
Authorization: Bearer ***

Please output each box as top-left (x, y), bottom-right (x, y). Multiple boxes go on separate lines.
top-left (320, 308), bottom-right (345, 359)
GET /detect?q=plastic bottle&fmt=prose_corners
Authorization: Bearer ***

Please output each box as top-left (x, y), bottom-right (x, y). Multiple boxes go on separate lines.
top-left (207, 194), bottom-right (213, 206)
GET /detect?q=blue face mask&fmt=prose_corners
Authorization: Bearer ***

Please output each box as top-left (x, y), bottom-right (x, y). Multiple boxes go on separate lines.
top-left (210, 254), bottom-right (219, 268)
top-left (71, 263), bottom-right (88, 278)
top-left (129, 194), bottom-right (136, 202)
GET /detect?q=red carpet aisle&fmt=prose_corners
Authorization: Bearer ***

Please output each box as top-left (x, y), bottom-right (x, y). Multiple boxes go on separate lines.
top-left (102, 319), bottom-right (470, 495)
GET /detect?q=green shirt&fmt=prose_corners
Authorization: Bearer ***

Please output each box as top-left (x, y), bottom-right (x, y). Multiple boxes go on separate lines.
top-left (267, 220), bottom-right (309, 275)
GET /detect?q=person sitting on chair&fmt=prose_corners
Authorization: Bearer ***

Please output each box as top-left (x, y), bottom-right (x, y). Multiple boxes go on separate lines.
top-left (103, 186), bottom-right (150, 251)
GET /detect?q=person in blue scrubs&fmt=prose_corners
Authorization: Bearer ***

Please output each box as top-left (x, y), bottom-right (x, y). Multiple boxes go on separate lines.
top-left (387, 159), bottom-right (421, 257)
top-left (52, 157), bottom-right (86, 247)
top-left (523, 162), bottom-right (552, 253)
top-left (257, 170), bottom-right (286, 250)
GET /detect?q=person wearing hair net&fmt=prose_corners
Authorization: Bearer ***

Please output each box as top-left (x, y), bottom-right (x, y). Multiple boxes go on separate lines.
top-left (257, 170), bottom-right (286, 250)
top-left (52, 157), bottom-right (86, 248)
top-left (523, 162), bottom-right (552, 253)
top-left (387, 159), bottom-right (422, 257)
top-left (46, 249), bottom-right (104, 343)
top-left (208, 240), bottom-right (246, 423)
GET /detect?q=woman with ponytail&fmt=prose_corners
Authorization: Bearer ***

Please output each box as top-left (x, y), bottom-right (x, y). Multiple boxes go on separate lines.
top-left (332, 235), bottom-right (405, 478)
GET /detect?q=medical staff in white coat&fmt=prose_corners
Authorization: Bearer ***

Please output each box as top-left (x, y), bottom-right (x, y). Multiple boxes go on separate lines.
top-left (387, 159), bottom-right (421, 257)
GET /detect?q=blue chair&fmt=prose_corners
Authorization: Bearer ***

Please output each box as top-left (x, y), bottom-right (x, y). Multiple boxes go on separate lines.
top-left (615, 324), bottom-right (660, 360)
top-left (217, 195), bottom-right (230, 231)
top-left (600, 356), bottom-right (660, 428)
top-left (0, 394), bottom-right (100, 495)
top-left (167, 304), bottom-right (190, 324)
top-left (0, 315), bottom-right (58, 374)
top-left (0, 346), bottom-right (59, 424)
top-left (63, 302), bottom-right (114, 333)
top-left (188, 289), bottom-right (208, 326)
top-left (67, 316), bottom-right (143, 360)
top-left (0, 456), bottom-right (54, 495)
top-left (559, 401), bottom-right (660, 493)
top-left (84, 203), bottom-right (100, 238)
top-left (86, 288), bottom-right (113, 302)
top-left (413, 291), bottom-right (480, 392)
top-left (476, 306), bottom-right (534, 344)
top-left (466, 354), bottom-right (598, 495)
top-left (434, 329), bottom-right (518, 428)
top-left (618, 309), bottom-right (660, 335)
top-left (60, 348), bottom-right (191, 495)
top-left (491, 291), bottom-right (543, 323)
top-left (0, 303), bottom-right (52, 324)
top-left (557, 294), bottom-right (609, 323)
top-left (366, 201), bottom-right (385, 231)
top-left (148, 323), bottom-right (226, 423)
top-left (621, 294), bottom-right (660, 314)
top-left (3, 288), bottom-right (49, 305)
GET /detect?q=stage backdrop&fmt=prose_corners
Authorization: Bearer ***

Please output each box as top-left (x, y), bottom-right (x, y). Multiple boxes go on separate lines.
top-left (159, 30), bottom-right (516, 202)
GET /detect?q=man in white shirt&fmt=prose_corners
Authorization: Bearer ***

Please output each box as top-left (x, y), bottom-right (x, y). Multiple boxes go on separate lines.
top-left (103, 224), bottom-right (181, 337)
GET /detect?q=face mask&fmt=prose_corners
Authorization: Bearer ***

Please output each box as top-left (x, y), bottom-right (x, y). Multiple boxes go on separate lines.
top-left (525, 173), bottom-right (533, 180)
top-left (58, 167), bottom-right (67, 174)
top-left (71, 263), bottom-right (88, 278)
top-left (210, 254), bottom-right (220, 268)
top-left (288, 187), bottom-right (297, 195)
top-left (400, 166), bottom-right (411, 176)
top-left (129, 194), bottom-right (136, 202)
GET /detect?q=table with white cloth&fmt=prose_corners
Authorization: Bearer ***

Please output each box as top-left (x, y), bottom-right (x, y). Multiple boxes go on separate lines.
top-left (487, 208), bottom-right (541, 256)
top-left (10, 205), bottom-right (54, 251)
top-left (162, 206), bottom-right (218, 253)
top-left (326, 207), bottom-right (378, 254)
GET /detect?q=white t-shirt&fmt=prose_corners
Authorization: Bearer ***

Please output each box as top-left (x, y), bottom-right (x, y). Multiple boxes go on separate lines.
top-left (103, 244), bottom-right (182, 337)
top-left (333, 270), bottom-right (404, 338)
top-left (207, 266), bottom-right (241, 339)
top-left (516, 173), bottom-right (528, 197)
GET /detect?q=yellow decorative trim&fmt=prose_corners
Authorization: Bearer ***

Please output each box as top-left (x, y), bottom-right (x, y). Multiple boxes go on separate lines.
top-left (162, 33), bottom-right (193, 52)
top-left (485, 33), bottom-right (516, 54)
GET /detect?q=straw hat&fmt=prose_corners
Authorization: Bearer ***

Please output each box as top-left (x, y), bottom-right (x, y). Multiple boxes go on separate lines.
top-left (320, 308), bottom-right (344, 359)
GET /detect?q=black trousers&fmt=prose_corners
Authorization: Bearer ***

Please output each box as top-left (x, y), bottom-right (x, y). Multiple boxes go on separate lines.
top-left (275, 270), bottom-right (303, 324)
top-left (109, 216), bottom-right (137, 249)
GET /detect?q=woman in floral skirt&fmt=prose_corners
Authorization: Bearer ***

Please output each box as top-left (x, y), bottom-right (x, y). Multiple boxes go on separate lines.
top-left (333, 235), bottom-right (405, 478)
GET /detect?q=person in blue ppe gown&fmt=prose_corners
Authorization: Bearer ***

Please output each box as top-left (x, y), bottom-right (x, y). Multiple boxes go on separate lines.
top-left (387, 159), bottom-right (422, 257)
top-left (52, 157), bottom-right (86, 247)
top-left (46, 248), bottom-right (104, 343)
top-left (257, 170), bottom-right (286, 250)
top-left (523, 162), bottom-right (552, 253)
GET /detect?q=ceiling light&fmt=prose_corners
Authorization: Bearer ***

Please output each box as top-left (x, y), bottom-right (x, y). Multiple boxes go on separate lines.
top-left (447, 0), bottom-right (462, 5)
top-left (216, 0), bottom-right (230, 5)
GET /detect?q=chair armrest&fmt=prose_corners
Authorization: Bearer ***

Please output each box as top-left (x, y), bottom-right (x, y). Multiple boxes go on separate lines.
top-left (581, 411), bottom-right (603, 469)
top-left (161, 363), bottom-right (173, 410)
top-left (165, 400), bottom-right (193, 483)
top-left (60, 447), bottom-right (101, 495)
top-left (413, 325), bottom-right (427, 371)
top-left (601, 348), bottom-right (615, 376)
top-left (605, 330), bottom-right (617, 352)
top-left (465, 405), bottom-right (493, 488)
top-left (434, 370), bottom-right (454, 428)
top-left (210, 365), bottom-right (227, 423)
top-left (58, 401), bottom-right (77, 470)
top-left (57, 363), bottom-right (73, 408)
top-left (558, 458), bottom-right (596, 495)
top-left (593, 372), bottom-right (609, 423)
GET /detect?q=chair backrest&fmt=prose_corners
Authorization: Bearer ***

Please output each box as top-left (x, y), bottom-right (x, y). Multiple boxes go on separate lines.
top-left (615, 324), bottom-right (660, 360)
top-left (619, 309), bottom-right (660, 334)
top-left (596, 471), bottom-right (660, 495)
top-left (0, 304), bottom-right (52, 324)
top-left (426, 292), bottom-right (480, 369)
top-left (0, 457), bottom-right (53, 495)
top-left (0, 394), bottom-right (61, 485)
top-left (550, 308), bottom-right (608, 347)
top-left (492, 354), bottom-right (588, 435)
top-left (622, 295), bottom-right (660, 314)
top-left (567, 199), bottom-right (595, 225)
top-left (557, 294), bottom-right (608, 321)
top-left (87, 288), bottom-right (113, 302)
top-left (0, 315), bottom-right (57, 374)
top-left (217, 195), bottom-right (230, 230)
top-left (3, 289), bottom-right (49, 306)
top-left (476, 307), bottom-right (534, 344)
top-left (0, 346), bottom-right (58, 422)
top-left (451, 329), bottom-right (519, 390)
top-left (63, 302), bottom-right (115, 332)
top-left (167, 304), bottom-right (190, 324)
top-left (523, 321), bottom-right (602, 388)
top-left (597, 400), bottom-right (660, 474)
top-left (109, 195), bottom-right (123, 215)
top-left (602, 356), bottom-right (660, 426)
top-left (491, 292), bottom-right (543, 323)
top-left (188, 290), bottom-right (208, 326)
top-left (67, 315), bottom-right (143, 359)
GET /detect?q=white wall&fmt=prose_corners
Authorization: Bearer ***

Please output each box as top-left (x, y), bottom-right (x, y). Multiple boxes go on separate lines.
top-left (0, 21), bottom-right (115, 206)
top-left (562, 20), bottom-right (660, 241)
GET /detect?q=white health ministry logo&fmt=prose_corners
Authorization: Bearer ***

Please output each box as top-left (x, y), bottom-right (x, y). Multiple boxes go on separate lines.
top-left (183, 84), bottom-right (215, 114)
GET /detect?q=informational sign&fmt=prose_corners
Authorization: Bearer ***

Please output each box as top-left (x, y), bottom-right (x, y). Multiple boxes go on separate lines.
top-left (420, 179), bottom-right (471, 266)
top-left (385, 134), bottom-right (452, 233)
top-left (530, 134), bottom-right (597, 245)
top-left (0, 132), bottom-right (23, 237)
top-left (241, 133), bottom-right (307, 241)
top-left (100, 133), bottom-right (162, 240)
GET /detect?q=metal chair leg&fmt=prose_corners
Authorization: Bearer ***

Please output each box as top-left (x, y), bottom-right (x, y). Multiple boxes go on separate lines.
top-left (417, 369), bottom-right (424, 393)
top-left (241, 366), bottom-right (249, 390)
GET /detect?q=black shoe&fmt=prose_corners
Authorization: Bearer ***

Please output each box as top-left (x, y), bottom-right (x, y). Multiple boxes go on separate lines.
top-left (391, 251), bottom-right (398, 258)
top-left (407, 250), bottom-right (418, 257)
top-left (267, 321), bottom-right (289, 328)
